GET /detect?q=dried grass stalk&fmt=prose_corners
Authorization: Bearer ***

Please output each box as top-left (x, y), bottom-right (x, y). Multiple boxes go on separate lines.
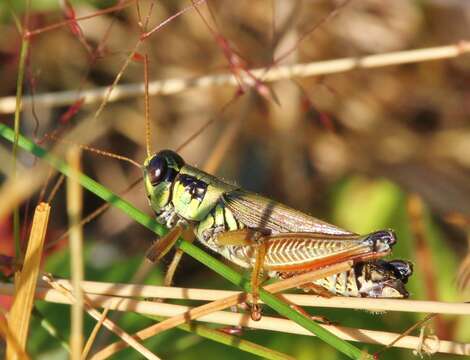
top-left (81, 307), bottom-right (110, 360)
top-left (27, 279), bottom-right (470, 315)
top-left (10, 281), bottom-right (469, 356)
top-left (91, 262), bottom-right (353, 359)
top-left (0, 41), bottom-right (468, 114)
top-left (43, 275), bottom-right (161, 360)
top-left (66, 147), bottom-right (84, 360)
top-left (6, 203), bottom-right (50, 359)
top-left (0, 313), bottom-right (30, 360)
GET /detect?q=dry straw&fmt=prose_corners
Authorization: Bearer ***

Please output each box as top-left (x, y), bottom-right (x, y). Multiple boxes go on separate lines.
top-left (2, 279), bottom-right (468, 357)
top-left (81, 307), bottom-right (110, 359)
top-left (0, 41), bottom-right (468, 114)
top-left (25, 279), bottom-right (470, 315)
top-left (66, 147), bottom-right (84, 360)
top-left (1, 260), bottom-right (469, 357)
top-left (43, 275), bottom-right (161, 360)
top-left (91, 261), bottom-right (353, 359)
top-left (6, 203), bottom-right (50, 360)
top-left (0, 311), bottom-right (30, 360)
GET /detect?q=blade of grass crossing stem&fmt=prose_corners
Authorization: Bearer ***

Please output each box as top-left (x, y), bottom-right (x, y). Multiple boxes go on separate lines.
top-left (32, 307), bottom-right (70, 353)
top-left (0, 123), bottom-right (367, 360)
top-left (66, 146), bottom-right (84, 360)
top-left (7, 202), bottom-right (50, 359)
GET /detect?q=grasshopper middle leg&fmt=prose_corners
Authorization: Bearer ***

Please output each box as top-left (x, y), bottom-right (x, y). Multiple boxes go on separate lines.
top-left (216, 228), bottom-right (270, 321)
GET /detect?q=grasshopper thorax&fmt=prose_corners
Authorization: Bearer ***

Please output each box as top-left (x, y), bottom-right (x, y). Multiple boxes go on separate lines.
top-left (143, 150), bottom-right (185, 216)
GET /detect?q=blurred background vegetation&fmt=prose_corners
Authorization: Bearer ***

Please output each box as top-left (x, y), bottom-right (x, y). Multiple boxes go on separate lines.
top-left (0, 0), bottom-right (469, 359)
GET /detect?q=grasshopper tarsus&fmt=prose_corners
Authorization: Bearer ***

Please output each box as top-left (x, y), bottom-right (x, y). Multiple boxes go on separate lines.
top-left (250, 303), bottom-right (263, 322)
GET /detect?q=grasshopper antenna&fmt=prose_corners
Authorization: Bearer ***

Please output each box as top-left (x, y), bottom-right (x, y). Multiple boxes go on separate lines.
top-left (75, 143), bottom-right (142, 168)
top-left (45, 133), bottom-right (142, 168)
top-left (143, 53), bottom-right (152, 157)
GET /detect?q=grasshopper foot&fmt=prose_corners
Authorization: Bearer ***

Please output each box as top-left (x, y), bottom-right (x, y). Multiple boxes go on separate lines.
top-left (289, 303), bottom-right (336, 325)
top-left (219, 326), bottom-right (244, 336)
top-left (250, 303), bottom-right (263, 321)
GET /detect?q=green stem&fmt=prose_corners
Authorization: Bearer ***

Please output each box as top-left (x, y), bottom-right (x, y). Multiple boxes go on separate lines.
top-left (0, 123), bottom-right (369, 359)
top-left (12, 37), bottom-right (29, 261)
top-left (145, 314), bottom-right (294, 360)
top-left (32, 307), bottom-right (70, 353)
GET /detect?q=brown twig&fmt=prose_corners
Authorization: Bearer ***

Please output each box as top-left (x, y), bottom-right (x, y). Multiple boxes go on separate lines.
top-left (2, 41), bottom-right (469, 114)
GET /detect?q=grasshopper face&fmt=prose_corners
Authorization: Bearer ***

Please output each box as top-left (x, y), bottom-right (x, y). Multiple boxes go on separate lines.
top-left (143, 150), bottom-right (185, 216)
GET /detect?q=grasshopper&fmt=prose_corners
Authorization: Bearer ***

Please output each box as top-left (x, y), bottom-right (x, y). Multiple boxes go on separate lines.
top-left (143, 150), bottom-right (411, 319)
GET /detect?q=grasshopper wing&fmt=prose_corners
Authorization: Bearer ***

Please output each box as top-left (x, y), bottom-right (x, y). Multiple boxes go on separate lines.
top-left (222, 190), bottom-right (356, 236)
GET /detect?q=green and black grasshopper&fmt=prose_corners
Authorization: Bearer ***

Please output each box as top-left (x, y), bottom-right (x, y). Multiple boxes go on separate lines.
top-left (143, 150), bottom-right (412, 318)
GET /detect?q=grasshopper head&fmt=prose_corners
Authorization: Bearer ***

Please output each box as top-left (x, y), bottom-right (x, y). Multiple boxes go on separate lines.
top-left (143, 150), bottom-right (185, 215)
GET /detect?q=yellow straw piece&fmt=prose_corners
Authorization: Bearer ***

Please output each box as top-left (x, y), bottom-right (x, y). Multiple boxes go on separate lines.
top-left (7, 202), bottom-right (50, 359)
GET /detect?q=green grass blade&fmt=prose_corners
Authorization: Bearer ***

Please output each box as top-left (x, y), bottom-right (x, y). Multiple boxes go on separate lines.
top-left (145, 314), bottom-right (294, 360)
top-left (32, 307), bottom-right (70, 353)
top-left (12, 32), bottom-right (29, 261)
top-left (0, 123), bottom-right (368, 359)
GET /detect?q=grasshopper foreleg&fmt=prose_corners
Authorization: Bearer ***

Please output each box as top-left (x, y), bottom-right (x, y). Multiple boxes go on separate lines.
top-left (146, 224), bottom-right (184, 263)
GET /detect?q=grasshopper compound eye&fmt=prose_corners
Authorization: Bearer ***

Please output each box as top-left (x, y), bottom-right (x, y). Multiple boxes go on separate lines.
top-left (146, 150), bottom-right (185, 186)
top-left (147, 155), bottom-right (168, 185)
